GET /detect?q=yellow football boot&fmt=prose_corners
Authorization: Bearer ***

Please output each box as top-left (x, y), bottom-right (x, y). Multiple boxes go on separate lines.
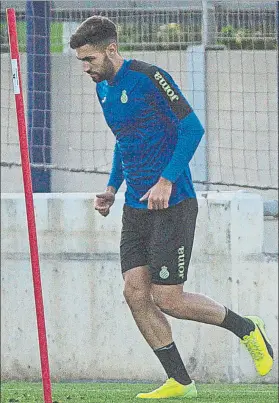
top-left (241, 315), bottom-right (273, 376)
top-left (136, 378), bottom-right (197, 399)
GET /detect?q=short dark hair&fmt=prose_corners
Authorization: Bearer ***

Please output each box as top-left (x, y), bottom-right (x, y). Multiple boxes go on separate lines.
top-left (70, 16), bottom-right (117, 49)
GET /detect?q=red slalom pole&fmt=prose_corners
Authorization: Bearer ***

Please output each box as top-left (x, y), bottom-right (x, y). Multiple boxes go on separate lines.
top-left (6, 8), bottom-right (53, 403)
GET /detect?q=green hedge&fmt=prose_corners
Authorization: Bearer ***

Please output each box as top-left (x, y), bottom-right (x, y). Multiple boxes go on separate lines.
top-left (1, 21), bottom-right (276, 53)
top-left (217, 25), bottom-right (277, 50)
top-left (0, 22), bottom-right (64, 53)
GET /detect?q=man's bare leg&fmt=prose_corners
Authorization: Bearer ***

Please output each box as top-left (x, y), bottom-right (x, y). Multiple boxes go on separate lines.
top-left (123, 266), bottom-right (173, 349)
top-left (151, 284), bottom-right (255, 339)
top-left (152, 284), bottom-right (226, 324)
top-left (123, 266), bottom-right (192, 385)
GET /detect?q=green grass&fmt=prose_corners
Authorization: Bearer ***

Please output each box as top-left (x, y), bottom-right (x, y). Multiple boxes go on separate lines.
top-left (1, 381), bottom-right (278, 403)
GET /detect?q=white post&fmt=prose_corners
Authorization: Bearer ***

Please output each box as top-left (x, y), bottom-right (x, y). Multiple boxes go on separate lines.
top-left (202, 0), bottom-right (209, 46)
top-left (202, 0), bottom-right (216, 47)
top-left (186, 44), bottom-right (207, 189)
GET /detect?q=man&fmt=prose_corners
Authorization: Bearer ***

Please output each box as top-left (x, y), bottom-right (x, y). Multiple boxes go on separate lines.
top-left (70, 16), bottom-right (273, 399)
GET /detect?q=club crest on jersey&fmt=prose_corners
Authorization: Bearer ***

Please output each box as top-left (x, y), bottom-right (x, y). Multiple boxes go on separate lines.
top-left (121, 90), bottom-right (128, 103)
top-left (154, 71), bottom-right (179, 102)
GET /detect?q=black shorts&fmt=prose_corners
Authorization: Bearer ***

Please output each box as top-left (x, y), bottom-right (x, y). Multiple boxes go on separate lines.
top-left (120, 198), bottom-right (198, 285)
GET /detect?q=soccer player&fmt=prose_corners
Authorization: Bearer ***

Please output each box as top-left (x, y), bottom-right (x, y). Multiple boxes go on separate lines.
top-left (70, 16), bottom-right (273, 399)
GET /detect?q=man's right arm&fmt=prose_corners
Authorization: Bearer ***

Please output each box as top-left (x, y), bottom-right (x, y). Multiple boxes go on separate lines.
top-left (94, 142), bottom-right (124, 217)
top-left (107, 142), bottom-right (124, 192)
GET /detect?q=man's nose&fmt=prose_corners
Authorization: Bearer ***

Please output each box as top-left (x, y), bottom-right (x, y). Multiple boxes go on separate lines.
top-left (83, 61), bottom-right (91, 73)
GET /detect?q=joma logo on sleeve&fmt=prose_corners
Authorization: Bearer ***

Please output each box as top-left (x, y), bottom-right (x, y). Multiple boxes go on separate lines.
top-left (154, 71), bottom-right (180, 102)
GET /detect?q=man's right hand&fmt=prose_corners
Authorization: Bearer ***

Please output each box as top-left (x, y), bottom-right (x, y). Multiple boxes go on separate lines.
top-left (94, 188), bottom-right (116, 217)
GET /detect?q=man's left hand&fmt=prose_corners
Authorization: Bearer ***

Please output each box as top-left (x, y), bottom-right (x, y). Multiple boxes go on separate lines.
top-left (139, 177), bottom-right (172, 210)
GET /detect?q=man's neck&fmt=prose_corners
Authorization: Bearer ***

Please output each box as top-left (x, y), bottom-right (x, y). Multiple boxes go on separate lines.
top-left (110, 56), bottom-right (124, 81)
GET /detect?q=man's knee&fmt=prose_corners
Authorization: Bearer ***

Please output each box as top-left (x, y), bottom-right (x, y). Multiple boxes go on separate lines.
top-left (152, 285), bottom-right (184, 312)
top-left (123, 266), bottom-right (151, 309)
top-left (123, 285), bottom-right (147, 306)
top-left (123, 283), bottom-right (151, 310)
top-left (153, 292), bottom-right (176, 312)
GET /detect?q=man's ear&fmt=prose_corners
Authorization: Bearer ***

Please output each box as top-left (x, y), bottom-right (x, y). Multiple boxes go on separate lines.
top-left (106, 42), bottom-right (117, 57)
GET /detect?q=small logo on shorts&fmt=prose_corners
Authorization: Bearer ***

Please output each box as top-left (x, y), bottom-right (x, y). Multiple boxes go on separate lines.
top-left (159, 266), bottom-right (170, 280)
top-left (178, 246), bottom-right (185, 279)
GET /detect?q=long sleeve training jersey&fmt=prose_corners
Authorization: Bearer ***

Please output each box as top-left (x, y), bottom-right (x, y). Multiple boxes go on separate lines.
top-left (96, 59), bottom-right (204, 209)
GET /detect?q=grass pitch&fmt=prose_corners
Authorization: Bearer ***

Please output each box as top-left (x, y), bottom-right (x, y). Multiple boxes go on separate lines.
top-left (1, 381), bottom-right (278, 403)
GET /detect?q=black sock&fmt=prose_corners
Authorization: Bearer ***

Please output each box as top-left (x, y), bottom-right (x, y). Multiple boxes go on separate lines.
top-left (154, 342), bottom-right (192, 385)
top-left (219, 307), bottom-right (255, 339)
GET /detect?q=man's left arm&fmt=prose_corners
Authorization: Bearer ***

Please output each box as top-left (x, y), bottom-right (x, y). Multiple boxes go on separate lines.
top-left (140, 68), bottom-right (204, 209)
top-left (161, 111), bottom-right (204, 183)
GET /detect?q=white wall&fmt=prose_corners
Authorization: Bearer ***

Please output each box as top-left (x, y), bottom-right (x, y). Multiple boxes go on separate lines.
top-left (1, 192), bottom-right (278, 382)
